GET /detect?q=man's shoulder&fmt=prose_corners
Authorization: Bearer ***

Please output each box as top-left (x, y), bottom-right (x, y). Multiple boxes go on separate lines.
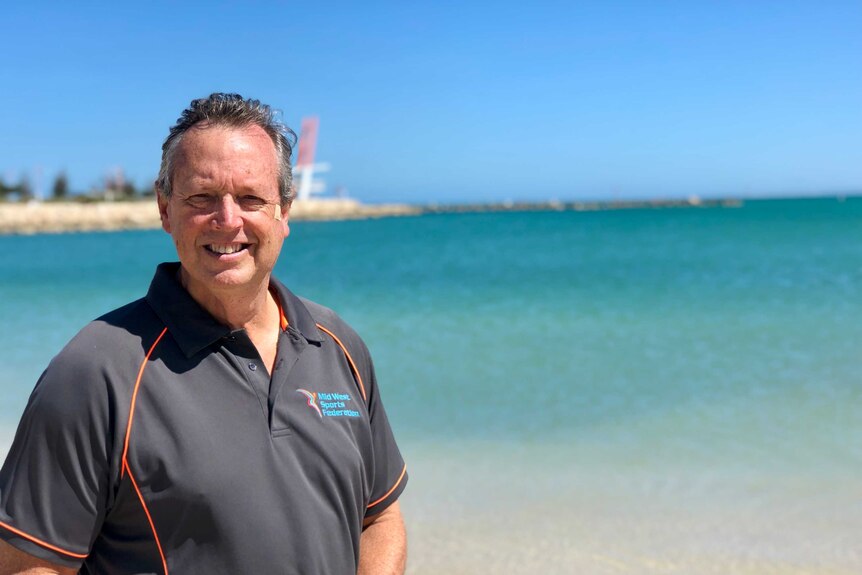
top-left (296, 296), bottom-right (343, 326)
top-left (82, 297), bottom-right (162, 345)
top-left (50, 297), bottom-right (163, 378)
top-left (31, 297), bottom-right (162, 420)
top-left (297, 297), bottom-right (363, 339)
top-left (293, 295), bottom-right (372, 358)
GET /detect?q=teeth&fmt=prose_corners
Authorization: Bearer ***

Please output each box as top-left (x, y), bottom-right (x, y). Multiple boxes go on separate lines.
top-left (208, 244), bottom-right (244, 254)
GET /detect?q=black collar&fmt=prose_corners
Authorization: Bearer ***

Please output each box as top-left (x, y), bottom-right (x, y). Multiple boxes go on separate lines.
top-left (146, 262), bottom-right (322, 358)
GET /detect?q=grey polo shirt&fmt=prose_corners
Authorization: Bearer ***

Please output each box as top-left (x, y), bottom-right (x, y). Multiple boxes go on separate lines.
top-left (0, 262), bottom-right (407, 574)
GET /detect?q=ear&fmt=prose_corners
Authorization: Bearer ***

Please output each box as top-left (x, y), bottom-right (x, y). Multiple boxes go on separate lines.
top-left (156, 186), bottom-right (172, 234)
top-left (280, 204), bottom-right (290, 238)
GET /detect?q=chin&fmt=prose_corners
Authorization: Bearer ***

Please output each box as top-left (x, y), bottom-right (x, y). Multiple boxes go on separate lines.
top-left (207, 269), bottom-right (258, 289)
top-left (183, 265), bottom-right (251, 292)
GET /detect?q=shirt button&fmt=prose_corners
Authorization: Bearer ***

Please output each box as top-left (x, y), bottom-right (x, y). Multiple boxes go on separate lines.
top-left (248, 362), bottom-right (257, 371)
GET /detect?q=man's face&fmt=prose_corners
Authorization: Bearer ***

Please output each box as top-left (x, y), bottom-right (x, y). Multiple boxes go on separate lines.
top-left (157, 124), bottom-right (289, 301)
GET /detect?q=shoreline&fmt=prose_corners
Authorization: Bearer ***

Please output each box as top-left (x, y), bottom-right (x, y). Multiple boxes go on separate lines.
top-left (0, 195), bottom-right (853, 235)
top-left (0, 199), bottom-right (422, 235)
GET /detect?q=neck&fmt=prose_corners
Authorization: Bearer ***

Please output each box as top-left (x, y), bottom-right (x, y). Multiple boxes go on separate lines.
top-left (180, 269), bottom-right (279, 333)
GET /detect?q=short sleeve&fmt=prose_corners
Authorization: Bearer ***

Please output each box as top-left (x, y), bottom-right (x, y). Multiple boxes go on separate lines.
top-left (0, 346), bottom-right (114, 568)
top-left (361, 354), bottom-right (408, 517)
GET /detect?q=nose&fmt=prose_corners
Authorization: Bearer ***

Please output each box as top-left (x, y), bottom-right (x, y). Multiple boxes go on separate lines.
top-left (211, 195), bottom-right (242, 230)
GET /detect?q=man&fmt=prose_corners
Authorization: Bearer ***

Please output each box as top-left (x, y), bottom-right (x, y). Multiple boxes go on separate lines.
top-left (0, 93), bottom-right (407, 574)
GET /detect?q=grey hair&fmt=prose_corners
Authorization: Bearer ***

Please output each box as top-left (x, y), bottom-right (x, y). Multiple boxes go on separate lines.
top-left (156, 93), bottom-right (297, 205)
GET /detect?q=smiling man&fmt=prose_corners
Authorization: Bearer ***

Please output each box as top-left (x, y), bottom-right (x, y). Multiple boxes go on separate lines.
top-left (0, 94), bottom-right (407, 575)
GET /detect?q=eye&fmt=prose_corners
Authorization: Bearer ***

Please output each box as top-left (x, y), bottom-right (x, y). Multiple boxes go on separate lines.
top-left (238, 195), bottom-right (269, 210)
top-left (185, 194), bottom-right (214, 210)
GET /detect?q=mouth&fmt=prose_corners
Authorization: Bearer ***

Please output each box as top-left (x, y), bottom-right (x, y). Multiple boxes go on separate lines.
top-left (204, 243), bottom-right (250, 255)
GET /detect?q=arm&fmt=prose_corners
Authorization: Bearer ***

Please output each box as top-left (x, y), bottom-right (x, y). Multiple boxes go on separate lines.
top-left (358, 501), bottom-right (406, 575)
top-left (0, 540), bottom-right (77, 575)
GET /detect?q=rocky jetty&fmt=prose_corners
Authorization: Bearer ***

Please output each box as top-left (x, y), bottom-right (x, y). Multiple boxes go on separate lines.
top-left (0, 199), bottom-right (421, 235)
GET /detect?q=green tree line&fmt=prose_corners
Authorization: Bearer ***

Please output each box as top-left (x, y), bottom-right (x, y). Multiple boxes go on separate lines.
top-left (0, 172), bottom-right (155, 202)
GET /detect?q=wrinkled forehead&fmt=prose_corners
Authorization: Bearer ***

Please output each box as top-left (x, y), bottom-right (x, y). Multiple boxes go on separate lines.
top-left (172, 123), bottom-right (280, 187)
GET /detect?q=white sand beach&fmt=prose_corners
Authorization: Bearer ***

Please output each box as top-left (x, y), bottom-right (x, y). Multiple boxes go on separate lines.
top-left (400, 441), bottom-right (861, 575)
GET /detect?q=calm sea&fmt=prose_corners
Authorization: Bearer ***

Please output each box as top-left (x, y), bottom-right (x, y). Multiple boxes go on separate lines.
top-left (1, 197), bottom-right (860, 573)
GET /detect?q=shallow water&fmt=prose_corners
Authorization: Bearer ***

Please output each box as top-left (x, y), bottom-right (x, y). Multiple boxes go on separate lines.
top-left (2, 197), bottom-right (860, 572)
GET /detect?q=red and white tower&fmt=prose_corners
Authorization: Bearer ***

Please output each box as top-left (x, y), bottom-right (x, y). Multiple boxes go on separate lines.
top-left (293, 117), bottom-right (330, 201)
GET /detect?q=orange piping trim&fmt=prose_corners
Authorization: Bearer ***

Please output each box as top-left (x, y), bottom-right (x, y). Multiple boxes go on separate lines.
top-left (0, 520), bottom-right (88, 559)
top-left (270, 287), bottom-right (289, 331)
top-left (121, 327), bottom-right (168, 478)
top-left (315, 324), bottom-right (367, 402)
top-left (116, 326), bottom-right (169, 572)
top-left (367, 464), bottom-right (408, 509)
top-left (124, 465), bottom-right (169, 575)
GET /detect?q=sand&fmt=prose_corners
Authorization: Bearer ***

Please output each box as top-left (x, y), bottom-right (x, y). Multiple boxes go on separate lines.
top-left (0, 435), bottom-right (857, 574)
top-left (0, 199), bottom-right (421, 235)
top-left (399, 441), bottom-right (862, 575)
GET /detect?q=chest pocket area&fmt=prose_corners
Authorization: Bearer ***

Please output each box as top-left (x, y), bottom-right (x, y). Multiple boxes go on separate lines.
top-left (270, 330), bottom-right (368, 439)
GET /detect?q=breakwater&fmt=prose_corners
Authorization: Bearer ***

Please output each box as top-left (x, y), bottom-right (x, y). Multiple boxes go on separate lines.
top-left (0, 196), bottom-right (749, 235)
top-left (0, 199), bottom-right (421, 235)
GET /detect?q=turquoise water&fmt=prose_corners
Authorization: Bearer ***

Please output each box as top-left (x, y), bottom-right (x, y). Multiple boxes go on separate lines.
top-left (2, 198), bottom-right (861, 572)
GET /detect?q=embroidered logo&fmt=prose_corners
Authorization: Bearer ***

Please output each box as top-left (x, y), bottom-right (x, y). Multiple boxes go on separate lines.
top-left (297, 390), bottom-right (361, 418)
top-left (296, 389), bottom-right (323, 418)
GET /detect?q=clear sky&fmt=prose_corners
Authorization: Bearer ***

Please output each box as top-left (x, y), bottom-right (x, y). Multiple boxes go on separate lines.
top-left (2, 1), bottom-right (860, 204)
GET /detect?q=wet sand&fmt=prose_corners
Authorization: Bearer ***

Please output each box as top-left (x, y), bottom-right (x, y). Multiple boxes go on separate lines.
top-left (399, 441), bottom-right (861, 575)
top-left (0, 199), bottom-right (421, 235)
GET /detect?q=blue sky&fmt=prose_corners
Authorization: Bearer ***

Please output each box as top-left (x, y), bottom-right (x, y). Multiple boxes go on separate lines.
top-left (2, 1), bottom-right (860, 203)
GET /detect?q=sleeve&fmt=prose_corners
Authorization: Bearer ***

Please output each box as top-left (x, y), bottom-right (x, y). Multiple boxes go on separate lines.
top-left (360, 351), bottom-right (408, 518)
top-left (0, 343), bottom-right (114, 569)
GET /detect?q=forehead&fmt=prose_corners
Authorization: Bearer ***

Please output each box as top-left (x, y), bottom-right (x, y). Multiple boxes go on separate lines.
top-left (173, 123), bottom-right (279, 188)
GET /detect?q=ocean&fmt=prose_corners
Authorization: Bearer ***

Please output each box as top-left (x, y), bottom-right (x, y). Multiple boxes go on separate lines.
top-left (1, 197), bottom-right (860, 573)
